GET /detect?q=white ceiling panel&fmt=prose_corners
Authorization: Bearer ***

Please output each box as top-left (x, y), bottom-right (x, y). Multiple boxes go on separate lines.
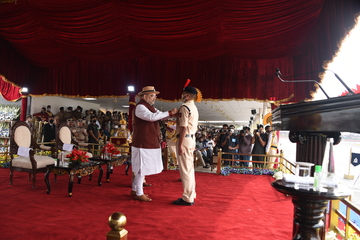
top-left (63, 97), bottom-right (267, 128)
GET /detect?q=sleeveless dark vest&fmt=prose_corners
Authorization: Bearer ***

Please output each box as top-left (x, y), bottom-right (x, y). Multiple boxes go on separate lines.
top-left (132, 99), bottom-right (161, 149)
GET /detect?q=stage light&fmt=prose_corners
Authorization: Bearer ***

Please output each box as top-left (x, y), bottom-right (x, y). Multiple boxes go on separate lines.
top-left (128, 86), bottom-right (135, 92)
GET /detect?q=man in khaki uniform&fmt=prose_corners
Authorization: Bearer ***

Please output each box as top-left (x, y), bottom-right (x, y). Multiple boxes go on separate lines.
top-left (165, 121), bottom-right (178, 165)
top-left (265, 125), bottom-right (278, 169)
top-left (73, 120), bottom-right (88, 143)
top-left (172, 85), bottom-right (200, 206)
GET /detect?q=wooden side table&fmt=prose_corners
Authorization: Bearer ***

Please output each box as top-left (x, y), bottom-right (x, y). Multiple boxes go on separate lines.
top-left (44, 161), bottom-right (103, 197)
top-left (89, 155), bottom-right (129, 183)
top-left (271, 180), bottom-right (352, 240)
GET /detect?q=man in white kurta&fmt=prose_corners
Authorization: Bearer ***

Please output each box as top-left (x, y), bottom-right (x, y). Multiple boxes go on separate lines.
top-left (131, 86), bottom-right (178, 201)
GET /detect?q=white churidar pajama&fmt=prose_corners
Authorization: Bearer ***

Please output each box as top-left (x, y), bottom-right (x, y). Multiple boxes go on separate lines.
top-left (131, 104), bottom-right (169, 196)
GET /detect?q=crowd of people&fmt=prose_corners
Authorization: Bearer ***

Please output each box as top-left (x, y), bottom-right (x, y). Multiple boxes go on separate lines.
top-left (26, 103), bottom-right (277, 169)
top-left (189, 123), bottom-right (277, 169)
top-left (27, 104), bottom-right (277, 169)
top-left (28, 104), bottom-right (131, 145)
top-left (22, 85), bottom-right (277, 206)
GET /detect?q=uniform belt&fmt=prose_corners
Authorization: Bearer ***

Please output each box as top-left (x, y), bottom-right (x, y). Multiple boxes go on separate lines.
top-left (176, 134), bottom-right (194, 138)
top-left (271, 145), bottom-right (277, 149)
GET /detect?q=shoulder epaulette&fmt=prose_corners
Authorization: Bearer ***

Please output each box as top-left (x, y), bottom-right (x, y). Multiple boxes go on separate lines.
top-left (180, 104), bottom-right (191, 114)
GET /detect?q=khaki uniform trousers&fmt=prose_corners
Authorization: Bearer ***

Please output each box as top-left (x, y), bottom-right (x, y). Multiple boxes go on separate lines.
top-left (176, 136), bottom-right (196, 203)
top-left (166, 138), bottom-right (178, 165)
top-left (194, 150), bottom-right (206, 166)
top-left (267, 147), bottom-right (278, 169)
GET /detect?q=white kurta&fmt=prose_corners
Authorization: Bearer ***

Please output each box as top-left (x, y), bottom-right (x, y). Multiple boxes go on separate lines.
top-left (131, 104), bottom-right (169, 176)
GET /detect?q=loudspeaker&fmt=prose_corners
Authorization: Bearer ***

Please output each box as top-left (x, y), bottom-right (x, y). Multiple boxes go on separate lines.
top-left (251, 109), bottom-right (256, 115)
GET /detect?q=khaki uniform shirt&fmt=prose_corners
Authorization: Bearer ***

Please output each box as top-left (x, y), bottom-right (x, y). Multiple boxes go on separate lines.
top-left (176, 100), bottom-right (198, 136)
top-left (74, 127), bottom-right (87, 141)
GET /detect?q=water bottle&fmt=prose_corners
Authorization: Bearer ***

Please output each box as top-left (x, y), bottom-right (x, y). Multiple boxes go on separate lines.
top-left (313, 165), bottom-right (322, 191)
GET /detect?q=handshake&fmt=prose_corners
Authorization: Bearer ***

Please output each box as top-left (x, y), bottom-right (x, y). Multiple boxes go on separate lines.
top-left (168, 108), bottom-right (179, 117)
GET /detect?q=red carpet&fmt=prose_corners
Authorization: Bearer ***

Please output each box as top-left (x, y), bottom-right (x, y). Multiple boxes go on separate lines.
top-left (0, 166), bottom-right (293, 239)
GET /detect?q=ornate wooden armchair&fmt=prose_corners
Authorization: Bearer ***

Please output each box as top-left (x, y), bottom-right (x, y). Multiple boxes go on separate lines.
top-left (56, 122), bottom-right (92, 158)
top-left (9, 121), bottom-right (56, 189)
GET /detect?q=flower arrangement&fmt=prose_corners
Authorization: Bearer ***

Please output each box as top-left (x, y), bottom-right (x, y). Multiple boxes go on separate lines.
top-left (220, 166), bottom-right (275, 176)
top-left (0, 104), bottom-right (20, 121)
top-left (0, 154), bottom-right (11, 168)
top-left (35, 151), bottom-right (52, 156)
top-left (66, 149), bottom-right (90, 164)
top-left (273, 171), bottom-right (283, 180)
top-left (101, 143), bottom-right (120, 155)
top-left (326, 230), bottom-right (360, 240)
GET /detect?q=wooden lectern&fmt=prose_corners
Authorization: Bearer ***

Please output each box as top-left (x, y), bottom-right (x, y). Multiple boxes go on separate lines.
top-left (272, 94), bottom-right (360, 169)
top-left (271, 94), bottom-right (359, 240)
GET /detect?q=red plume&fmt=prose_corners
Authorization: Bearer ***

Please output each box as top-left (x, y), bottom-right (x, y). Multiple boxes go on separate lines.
top-left (184, 79), bottom-right (191, 88)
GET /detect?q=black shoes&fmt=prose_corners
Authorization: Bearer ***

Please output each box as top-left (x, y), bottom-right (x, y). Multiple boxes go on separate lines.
top-left (172, 198), bottom-right (194, 206)
top-left (203, 165), bottom-right (210, 168)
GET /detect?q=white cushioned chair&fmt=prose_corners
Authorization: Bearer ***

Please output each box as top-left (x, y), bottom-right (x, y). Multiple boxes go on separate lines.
top-left (9, 121), bottom-right (56, 189)
top-left (56, 123), bottom-right (93, 159)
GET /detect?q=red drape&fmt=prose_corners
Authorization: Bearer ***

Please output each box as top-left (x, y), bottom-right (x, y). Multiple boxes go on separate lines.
top-left (20, 96), bottom-right (28, 121)
top-left (0, 0), bottom-right (359, 103)
top-left (0, 75), bottom-right (22, 101)
top-left (128, 92), bottom-right (136, 133)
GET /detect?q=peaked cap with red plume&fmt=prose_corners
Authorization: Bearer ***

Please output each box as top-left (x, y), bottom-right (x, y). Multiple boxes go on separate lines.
top-left (183, 79), bottom-right (202, 102)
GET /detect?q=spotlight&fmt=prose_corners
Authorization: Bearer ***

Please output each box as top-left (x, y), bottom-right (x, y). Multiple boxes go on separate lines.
top-left (127, 86), bottom-right (135, 92)
top-left (250, 117), bottom-right (254, 121)
top-left (251, 109), bottom-right (256, 115)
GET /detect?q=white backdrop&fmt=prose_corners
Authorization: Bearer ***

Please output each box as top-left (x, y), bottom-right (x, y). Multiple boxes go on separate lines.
top-left (30, 96), bottom-right (100, 115)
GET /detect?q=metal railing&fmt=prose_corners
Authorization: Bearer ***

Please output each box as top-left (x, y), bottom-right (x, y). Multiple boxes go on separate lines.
top-left (214, 149), bottom-right (296, 175)
top-left (329, 197), bottom-right (360, 239)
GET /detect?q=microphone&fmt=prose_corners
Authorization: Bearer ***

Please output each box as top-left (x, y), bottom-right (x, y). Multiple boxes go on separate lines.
top-left (326, 70), bottom-right (355, 95)
top-left (275, 68), bottom-right (330, 99)
top-left (275, 68), bottom-right (355, 98)
top-left (275, 68), bottom-right (280, 77)
top-left (275, 68), bottom-right (323, 78)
